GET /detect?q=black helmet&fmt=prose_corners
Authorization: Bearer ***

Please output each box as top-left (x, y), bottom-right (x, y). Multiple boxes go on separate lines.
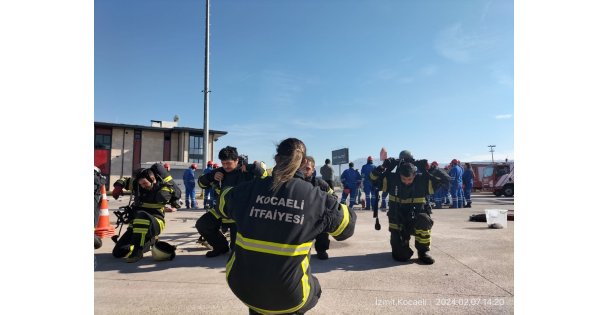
top-left (399, 150), bottom-right (414, 162)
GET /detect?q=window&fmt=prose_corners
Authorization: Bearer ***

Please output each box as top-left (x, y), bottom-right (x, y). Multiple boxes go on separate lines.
top-left (483, 167), bottom-right (494, 178)
top-left (189, 134), bottom-right (204, 165)
top-left (95, 134), bottom-right (111, 149)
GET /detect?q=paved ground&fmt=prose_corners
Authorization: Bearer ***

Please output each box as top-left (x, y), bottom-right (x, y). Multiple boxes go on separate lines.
top-left (94, 192), bottom-right (514, 314)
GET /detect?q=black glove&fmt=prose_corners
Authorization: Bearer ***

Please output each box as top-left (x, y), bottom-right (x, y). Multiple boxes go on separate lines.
top-left (415, 159), bottom-right (429, 170)
top-left (382, 158), bottom-right (398, 172)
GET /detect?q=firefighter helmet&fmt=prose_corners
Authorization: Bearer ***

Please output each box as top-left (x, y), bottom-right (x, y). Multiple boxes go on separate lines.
top-left (207, 160), bottom-right (213, 166)
top-left (399, 150), bottom-right (414, 162)
top-left (163, 163), bottom-right (171, 171)
top-left (367, 156), bottom-right (373, 161)
top-left (151, 241), bottom-right (177, 261)
top-left (431, 161), bottom-right (438, 167)
top-left (451, 159), bottom-right (458, 166)
top-left (191, 163), bottom-right (198, 170)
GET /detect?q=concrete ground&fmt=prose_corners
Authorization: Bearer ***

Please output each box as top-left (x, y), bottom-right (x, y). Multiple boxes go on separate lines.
top-left (94, 191), bottom-right (514, 314)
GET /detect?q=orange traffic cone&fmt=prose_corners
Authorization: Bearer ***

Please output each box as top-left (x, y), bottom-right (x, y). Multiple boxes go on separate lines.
top-left (95, 185), bottom-right (116, 238)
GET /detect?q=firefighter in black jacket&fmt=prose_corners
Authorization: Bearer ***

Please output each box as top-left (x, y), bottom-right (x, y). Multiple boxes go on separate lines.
top-left (110, 163), bottom-right (179, 262)
top-left (301, 156), bottom-right (338, 260)
top-left (196, 146), bottom-right (267, 257)
top-left (370, 153), bottom-right (437, 264)
top-left (214, 138), bottom-right (356, 314)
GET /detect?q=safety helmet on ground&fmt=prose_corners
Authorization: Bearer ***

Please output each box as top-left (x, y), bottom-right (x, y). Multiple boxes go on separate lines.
top-left (191, 163), bottom-right (198, 170)
top-left (151, 241), bottom-right (177, 261)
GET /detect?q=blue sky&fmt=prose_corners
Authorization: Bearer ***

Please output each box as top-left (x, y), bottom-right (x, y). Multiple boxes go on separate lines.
top-left (95, 0), bottom-right (513, 167)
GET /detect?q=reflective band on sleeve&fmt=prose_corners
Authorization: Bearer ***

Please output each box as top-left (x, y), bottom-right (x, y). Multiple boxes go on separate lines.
top-left (328, 203), bottom-right (350, 237)
top-left (235, 233), bottom-right (312, 256)
top-left (218, 187), bottom-right (234, 218)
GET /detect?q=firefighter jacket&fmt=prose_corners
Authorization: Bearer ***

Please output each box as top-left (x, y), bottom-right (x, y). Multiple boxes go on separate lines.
top-left (370, 165), bottom-right (434, 227)
top-left (113, 178), bottom-right (174, 221)
top-left (304, 176), bottom-right (336, 198)
top-left (199, 162), bottom-right (268, 223)
top-left (216, 170), bottom-right (356, 314)
top-left (113, 163), bottom-right (178, 220)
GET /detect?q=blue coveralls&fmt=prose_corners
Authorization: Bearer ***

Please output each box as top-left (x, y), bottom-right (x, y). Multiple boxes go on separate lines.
top-left (341, 167), bottom-right (362, 208)
top-left (202, 166), bottom-right (216, 208)
top-left (462, 168), bottom-right (474, 206)
top-left (360, 161), bottom-right (376, 210)
top-left (449, 165), bottom-right (464, 208)
top-left (182, 167), bottom-right (198, 208)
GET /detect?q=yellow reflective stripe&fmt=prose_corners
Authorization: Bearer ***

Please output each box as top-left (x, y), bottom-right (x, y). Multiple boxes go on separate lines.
top-left (415, 237), bottom-right (431, 244)
top-left (141, 202), bottom-right (165, 208)
top-left (221, 218), bottom-right (236, 224)
top-left (164, 175), bottom-right (173, 182)
top-left (415, 229), bottom-right (431, 236)
top-left (428, 180), bottom-right (434, 195)
top-left (218, 187), bottom-right (234, 218)
top-left (156, 218), bottom-right (165, 232)
top-left (300, 256), bottom-right (311, 309)
top-left (261, 169), bottom-right (268, 179)
top-left (235, 233), bottom-right (312, 256)
top-left (246, 256), bottom-right (310, 315)
top-left (389, 223), bottom-right (401, 230)
top-left (209, 209), bottom-right (221, 219)
top-left (328, 188), bottom-right (334, 195)
top-left (132, 219), bottom-right (150, 225)
top-left (382, 178), bottom-right (388, 192)
top-left (388, 196), bottom-right (426, 204)
top-left (369, 172), bottom-right (378, 180)
top-left (328, 203), bottom-right (350, 237)
top-left (161, 187), bottom-right (172, 193)
top-left (133, 228), bottom-right (148, 233)
top-left (226, 253), bottom-right (236, 280)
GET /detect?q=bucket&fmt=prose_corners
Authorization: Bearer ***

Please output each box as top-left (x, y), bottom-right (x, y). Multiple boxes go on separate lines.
top-left (485, 209), bottom-right (508, 229)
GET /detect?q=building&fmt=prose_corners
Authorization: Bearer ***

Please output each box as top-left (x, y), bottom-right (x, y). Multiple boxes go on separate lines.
top-left (94, 120), bottom-right (227, 187)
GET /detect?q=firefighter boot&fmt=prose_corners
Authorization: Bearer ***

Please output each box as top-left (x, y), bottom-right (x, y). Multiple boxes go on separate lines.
top-left (316, 251), bottom-right (329, 260)
top-left (206, 246), bottom-right (229, 257)
top-left (464, 202), bottom-right (472, 208)
top-left (125, 245), bottom-right (144, 263)
top-left (390, 231), bottom-right (414, 262)
top-left (418, 251), bottom-right (435, 264)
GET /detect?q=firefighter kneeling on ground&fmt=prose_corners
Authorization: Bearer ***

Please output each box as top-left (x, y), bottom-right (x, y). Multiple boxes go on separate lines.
top-left (215, 138), bottom-right (356, 314)
top-left (111, 163), bottom-right (180, 263)
top-left (370, 151), bottom-right (437, 264)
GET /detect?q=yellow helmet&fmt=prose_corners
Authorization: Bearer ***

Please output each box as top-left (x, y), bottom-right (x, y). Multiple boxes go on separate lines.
top-left (151, 241), bottom-right (177, 261)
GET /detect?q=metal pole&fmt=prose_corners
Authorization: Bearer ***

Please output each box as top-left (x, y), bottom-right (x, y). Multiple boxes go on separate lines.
top-left (488, 145), bottom-right (496, 164)
top-left (202, 0), bottom-right (211, 164)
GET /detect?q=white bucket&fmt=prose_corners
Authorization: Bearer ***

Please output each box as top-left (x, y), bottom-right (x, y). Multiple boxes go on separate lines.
top-left (485, 209), bottom-right (508, 228)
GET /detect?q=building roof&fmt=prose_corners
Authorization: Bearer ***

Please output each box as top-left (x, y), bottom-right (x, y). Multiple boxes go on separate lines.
top-left (94, 121), bottom-right (228, 136)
